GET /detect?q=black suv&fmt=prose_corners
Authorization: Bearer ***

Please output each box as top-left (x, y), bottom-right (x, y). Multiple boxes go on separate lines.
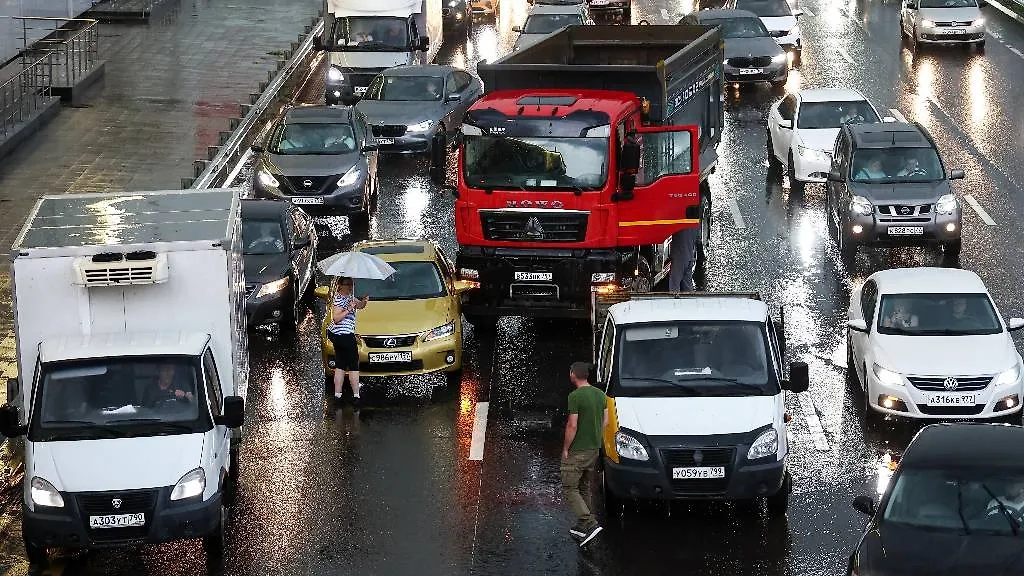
top-left (825, 122), bottom-right (964, 265)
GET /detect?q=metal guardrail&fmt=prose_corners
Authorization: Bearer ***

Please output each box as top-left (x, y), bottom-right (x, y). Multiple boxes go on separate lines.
top-left (0, 52), bottom-right (54, 138)
top-left (14, 17), bottom-right (100, 89)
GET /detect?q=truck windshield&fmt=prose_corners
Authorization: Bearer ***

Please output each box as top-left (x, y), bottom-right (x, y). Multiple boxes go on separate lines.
top-left (462, 134), bottom-right (609, 190)
top-left (329, 16), bottom-right (409, 50)
top-left (614, 321), bottom-right (779, 397)
top-left (31, 357), bottom-right (208, 441)
top-left (851, 147), bottom-right (944, 183)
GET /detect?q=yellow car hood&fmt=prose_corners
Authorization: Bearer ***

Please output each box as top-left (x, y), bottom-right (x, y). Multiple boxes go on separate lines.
top-left (356, 296), bottom-right (454, 336)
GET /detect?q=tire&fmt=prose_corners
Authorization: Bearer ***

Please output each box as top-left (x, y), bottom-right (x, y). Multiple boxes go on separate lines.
top-left (279, 281), bottom-right (298, 332)
top-left (765, 471), bottom-right (791, 516)
top-left (445, 368), bottom-right (463, 386)
top-left (771, 76), bottom-right (788, 91)
top-left (862, 363), bottom-right (881, 424)
top-left (24, 540), bottom-right (47, 567)
top-left (621, 254), bottom-right (653, 294)
top-left (788, 152), bottom-right (805, 194)
top-left (202, 504), bottom-right (227, 570)
top-left (348, 210), bottom-right (370, 236)
top-left (602, 470), bottom-right (623, 518)
top-left (846, 334), bottom-right (861, 391)
top-left (837, 217), bottom-right (857, 267)
top-left (975, 40), bottom-right (985, 53)
top-left (766, 131), bottom-right (783, 172)
top-left (942, 238), bottom-right (962, 260)
top-left (229, 444), bottom-right (240, 482)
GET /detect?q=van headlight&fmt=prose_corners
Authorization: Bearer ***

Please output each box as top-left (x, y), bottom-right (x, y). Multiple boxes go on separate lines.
top-left (424, 321), bottom-right (456, 341)
top-left (256, 276), bottom-right (290, 298)
top-left (257, 168), bottom-right (280, 189)
top-left (327, 67), bottom-right (344, 83)
top-left (851, 195), bottom-right (873, 216)
top-left (936, 194), bottom-right (958, 215)
top-left (337, 165), bottom-right (361, 188)
top-left (407, 120), bottom-right (433, 133)
top-left (993, 366), bottom-right (1020, 387)
top-left (170, 468), bottom-right (206, 501)
top-left (30, 477), bottom-right (64, 508)
top-left (615, 430), bottom-right (649, 461)
top-left (747, 428), bottom-right (779, 460)
top-left (872, 363), bottom-right (904, 387)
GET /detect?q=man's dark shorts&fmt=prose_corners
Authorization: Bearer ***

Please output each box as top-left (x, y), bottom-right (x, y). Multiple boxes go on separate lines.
top-left (329, 332), bottom-right (359, 371)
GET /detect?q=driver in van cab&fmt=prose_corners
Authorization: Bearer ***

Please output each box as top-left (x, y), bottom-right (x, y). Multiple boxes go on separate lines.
top-left (145, 364), bottom-right (194, 406)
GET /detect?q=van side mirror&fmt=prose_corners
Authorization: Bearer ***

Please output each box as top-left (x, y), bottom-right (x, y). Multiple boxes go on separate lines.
top-left (314, 286), bottom-right (330, 300)
top-left (852, 495), bottom-right (876, 516)
top-left (848, 318), bottom-right (869, 333)
top-left (949, 169), bottom-right (965, 180)
top-left (1007, 318), bottom-right (1024, 331)
top-left (218, 396), bottom-right (245, 428)
top-left (417, 35), bottom-right (429, 51)
top-left (0, 404), bottom-right (26, 438)
top-left (620, 142), bottom-right (641, 172)
top-left (785, 361), bottom-right (809, 393)
top-left (827, 170), bottom-right (842, 182)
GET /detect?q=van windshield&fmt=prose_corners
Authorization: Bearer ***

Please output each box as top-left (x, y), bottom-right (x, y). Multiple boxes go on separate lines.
top-left (329, 16), bottom-right (410, 50)
top-left (30, 357), bottom-right (211, 442)
top-left (614, 321), bottom-right (779, 397)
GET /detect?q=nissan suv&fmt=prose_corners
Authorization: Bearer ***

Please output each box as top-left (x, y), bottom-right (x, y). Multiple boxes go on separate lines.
top-left (824, 122), bottom-right (964, 265)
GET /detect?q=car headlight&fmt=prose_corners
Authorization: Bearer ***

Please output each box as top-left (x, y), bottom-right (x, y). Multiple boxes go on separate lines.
top-left (872, 363), bottom-right (904, 387)
top-left (936, 193), bottom-right (958, 215)
top-left (30, 477), bottom-right (64, 508)
top-left (170, 468), bottom-right (206, 501)
top-left (993, 365), bottom-right (1020, 386)
top-left (592, 272), bottom-right (616, 283)
top-left (797, 145), bottom-right (828, 161)
top-left (921, 19), bottom-right (935, 28)
top-left (747, 428), bottom-right (779, 460)
top-left (424, 321), bottom-right (456, 341)
top-left (973, 17), bottom-right (984, 26)
top-left (257, 168), bottom-right (279, 189)
top-left (771, 53), bottom-right (787, 64)
top-left (337, 165), bottom-right (361, 188)
top-left (459, 267), bottom-right (480, 280)
top-left (614, 430), bottom-right (649, 461)
top-left (789, 25), bottom-right (800, 36)
top-left (850, 195), bottom-right (873, 216)
top-left (327, 67), bottom-right (344, 83)
top-left (407, 120), bottom-right (433, 133)
top-left (256, 276), bottom-right (290, 298)
top-left (449, 0), bottom-right (459, 6)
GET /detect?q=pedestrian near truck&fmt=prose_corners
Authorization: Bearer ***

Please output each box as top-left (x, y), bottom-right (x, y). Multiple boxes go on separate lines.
top-left (562, 361), bottom-right (608, 547)
top-left (329, 276), bottom-right (368, 407)
top-left (668, 226), bottom-right (700, 292)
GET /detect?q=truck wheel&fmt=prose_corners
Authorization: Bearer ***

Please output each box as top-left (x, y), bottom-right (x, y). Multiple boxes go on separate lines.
top-left (467, 315), bottom-right (498, 334)
top-left (203, 504), bottom-right (227, 569)
top-left (348, 211), bottom-right (370, 236)
top-left (622, 255), bottom-right (653, 294)
top-left (602, 471), bottom-right (623, 518)
top-left (765, 471), bottom-right (791, 516)
top-left (24, 540), bottom-right (47, 567)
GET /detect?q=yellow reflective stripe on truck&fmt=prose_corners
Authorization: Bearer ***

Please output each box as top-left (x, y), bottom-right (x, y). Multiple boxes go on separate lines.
top-left (618, 218), bottom-right (700, 227)
top-left (603, 396), bottom-right (620, 464)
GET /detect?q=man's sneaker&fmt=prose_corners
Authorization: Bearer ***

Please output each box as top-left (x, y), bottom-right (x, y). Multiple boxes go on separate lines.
top-left (352, 396), bottom-right (361, 409)
top-left (578, 524), bottom-right (602, 547)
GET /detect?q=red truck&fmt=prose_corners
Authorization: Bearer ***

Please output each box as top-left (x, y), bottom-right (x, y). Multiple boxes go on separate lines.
top-left (446, 25), bottom-right (724, 326)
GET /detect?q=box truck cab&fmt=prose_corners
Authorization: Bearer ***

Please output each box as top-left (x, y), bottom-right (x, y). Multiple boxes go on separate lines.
top-left (318, 0), bottom-right (443, 105)
top-left (0, 189), bottom-right (248, 569)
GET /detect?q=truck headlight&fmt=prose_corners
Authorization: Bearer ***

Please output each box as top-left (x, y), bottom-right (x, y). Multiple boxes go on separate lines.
top-left (936, 193), bottom-right (958, 215)
top-left (459, 268), bottom-right (479, 280)
top-left (30, 477), bottom-right (64, 508)
top-left (591, 272), bottom-right (616, 283)
top-left (992, 366), bottom-right (1020, 386)
top-left (170, 468), bottom-right (206, 501)
top-left (256, 276), bottom-right (290, 298)
top-left (337, 165), bottom-right (361, 188)
top-left (872, 363), bottom-right (904, 387)
top-left (257, 168), bottom-right (279, 189)
top-left (327, 67), bottom-right (344, 83)
top-left (747, 428), bottom-right (779, 460)
top-left (851, 195), bottom-right (873, 216)
top-left (424, 321), bottom-right (456, 341)
top-left (407, 120), bottom-right (433, 133)
top-left (614, 430), bottom-right (649, 461)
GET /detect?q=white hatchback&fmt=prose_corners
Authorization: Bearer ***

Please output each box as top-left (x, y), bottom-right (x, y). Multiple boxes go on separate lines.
top-left (847, 267), bottom-right (1024, 421)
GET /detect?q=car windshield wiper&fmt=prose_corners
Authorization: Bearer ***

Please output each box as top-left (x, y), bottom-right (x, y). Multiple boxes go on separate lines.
top-left (107, 418), bottom-right (197, 433)
top-left (880, 326), bottom-right (921, 335)
top-left (676, 375), bottom-right (768, 395)
top-left (39, 421), bottom-right (131, 439)
top-left (981, 483), bottom-right (1021, 536)
top-left (956, 480), bottom-right (973, 535)
top-left (620, 377), bottom-right (707, 395)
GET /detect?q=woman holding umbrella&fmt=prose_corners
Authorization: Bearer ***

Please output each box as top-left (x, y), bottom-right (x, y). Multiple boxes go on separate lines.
top-left (329, 276), bottom-right (368, 406)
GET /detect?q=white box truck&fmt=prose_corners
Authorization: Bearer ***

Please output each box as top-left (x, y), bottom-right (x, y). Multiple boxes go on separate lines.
top-left (0, 188), bottom-right (248, 569)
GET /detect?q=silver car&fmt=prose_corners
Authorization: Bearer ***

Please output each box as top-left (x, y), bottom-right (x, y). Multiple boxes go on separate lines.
top-left (901, 0), bottom-right (987, 51)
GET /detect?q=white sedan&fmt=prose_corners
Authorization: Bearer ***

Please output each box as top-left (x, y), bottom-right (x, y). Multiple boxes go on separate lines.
top-left (766, 88), bottom-right (891, 192)
top-left (847, 267), bottom-right (1024, 422)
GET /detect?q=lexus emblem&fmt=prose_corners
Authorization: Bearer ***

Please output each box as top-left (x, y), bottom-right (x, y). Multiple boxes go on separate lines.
top-left (303, 179), bottom-right (313, 188)
top-left (943, 377), bottom-right (959, 391)
top-left (692, 450), bottom-right (704, 465)
top-left (899, 206), bottom-right (912, 215)
top-left (111, 498), bottom-right (122, 509)
top-left (383, 337), bottom-right (397, 348)
top-left (524, 216), bottom-right (544, 239)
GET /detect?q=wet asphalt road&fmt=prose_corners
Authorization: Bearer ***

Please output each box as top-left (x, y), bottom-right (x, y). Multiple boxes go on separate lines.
top-left (32, 0), bottom-right (1024, 574)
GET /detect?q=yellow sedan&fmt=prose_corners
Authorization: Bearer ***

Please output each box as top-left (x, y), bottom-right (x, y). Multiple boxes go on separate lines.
top-left (315, 240), bottom-right (476, 386)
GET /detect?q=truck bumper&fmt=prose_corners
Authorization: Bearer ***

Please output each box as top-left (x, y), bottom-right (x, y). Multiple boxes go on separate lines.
top-left (604, 457), bottom-right (786, 501)
top-left (24, 488), bottom-right (221, 550)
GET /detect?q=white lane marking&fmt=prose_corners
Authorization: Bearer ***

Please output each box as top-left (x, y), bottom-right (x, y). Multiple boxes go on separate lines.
top-left (661, 8), bottom-right (671, 21)
top-left (1008, 46), bottom-right (1024, 59)
top-left (728, 197), bottom-right (746, 229)
top-left (888, 108), bottom-right (908, 123)
top-left (801, 6), bottom-right (814, 16)
top-left (798, 394), bottom-right (831, 451)
top-left (468, 401), bottom-right (489, 461)
top-left (964, 194), bottom-right (997, 226)
top-left (225, 147), bottom-right (254, 188)
top-left (836, 46), bottom-right (855, 64)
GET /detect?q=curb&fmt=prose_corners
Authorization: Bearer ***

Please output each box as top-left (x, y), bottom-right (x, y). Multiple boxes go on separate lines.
top-left (987, 0), bottom-right (1024, 24)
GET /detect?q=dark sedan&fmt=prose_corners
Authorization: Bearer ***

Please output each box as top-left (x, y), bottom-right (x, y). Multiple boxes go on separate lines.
top-left (242, 199), bottom-right (318, 333)
top-left (680, 9), bottom-right (789, 89)
top-left (251, 104), bottom-right (379, 234)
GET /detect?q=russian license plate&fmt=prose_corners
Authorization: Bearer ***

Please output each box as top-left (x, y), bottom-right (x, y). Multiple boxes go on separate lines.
top-left (89, 513), bottom-right (145, 529)
top-left (354, 86), bottom-right (368, 95)
top-left (941, 28), bottom-right (965, 34)
top-left (672, 466), bottom-right (726, 479)
top-left (369, 351), bottom-right (412, 363)
top-left (927, 393), bottom-right (977, 406)
top-left (515, 272), bottom-right (553, 281)
top-left (888, 226), bottom-right (923, 235)
top-left (376, 138), bottom-right (395, 145)
top-left (291, 197), bottom-right (323, 205)
top-left (739, 68), bottom-right (762, 75)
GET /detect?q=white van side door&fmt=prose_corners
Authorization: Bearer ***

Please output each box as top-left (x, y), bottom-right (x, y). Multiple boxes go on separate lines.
top-left (201, 348), bottom-right (230, 487)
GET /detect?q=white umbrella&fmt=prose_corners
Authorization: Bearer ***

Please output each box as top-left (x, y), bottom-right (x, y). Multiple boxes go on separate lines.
top-left (317, 250), bottom-right (396, 280)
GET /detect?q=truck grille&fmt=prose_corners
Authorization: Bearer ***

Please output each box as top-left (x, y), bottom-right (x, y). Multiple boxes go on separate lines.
top-left (480, 211), bottom-right (588, 242)
top-left (662, 447), bottom-right (734, 496)
top-left (727, 56), bottom-right (773, 68)
top-left (510, 283), bottom-right (559, 298)
top-left (362, 335), bottom-right (418, 348)
top-left (907, 375), bottom-right (991, 392)
top-left (371, 125), bottom-right (407, 138)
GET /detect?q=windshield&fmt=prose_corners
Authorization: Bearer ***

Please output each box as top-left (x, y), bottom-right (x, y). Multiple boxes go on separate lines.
top-left (351, 261), bottom-right (447, 301)
top-left (877, 293), bottom-right (1002, 336)
top-left (734, 0), bottom-right (794, 16)
top-left (522, 13), bottom-right (583, 34)
top-left (920, 0), bottom-right (978, 7)
top-left (364, 75), bottom-right (445, 102)
top-left (883, 468), bottom-right (1024, 536)
top-left (463, 134), bottom-right (608, 190)
top-left (242, 218), bottom-right (285, 255)
top-left (797, 101), bottom-right (880, 129)
top-left (270, 122), bottom-right (356, 155)
top-left (614, 321), bottom-right (777, 397)
top-left (705, 17), bottom-right (770, 38)
top-left (329, 16), bottom-right (409, 50)
top-left (32, 357), bottom-right (205, 441)
top-left (851, 147), bottom-right (944, 183)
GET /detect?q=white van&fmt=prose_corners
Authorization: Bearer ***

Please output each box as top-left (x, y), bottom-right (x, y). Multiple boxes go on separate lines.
top-left (591, 292), bottom-right (808, 516)
top-left (318, 0), bottom-right (444, 104)
top-left (0, 189), bottom-right (248, 570)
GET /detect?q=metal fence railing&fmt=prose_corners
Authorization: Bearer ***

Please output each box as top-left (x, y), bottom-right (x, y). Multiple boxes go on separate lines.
top-left (0, 52), bottom-right (54, 138)
top-left (13, 17), bottom-right (100, 88)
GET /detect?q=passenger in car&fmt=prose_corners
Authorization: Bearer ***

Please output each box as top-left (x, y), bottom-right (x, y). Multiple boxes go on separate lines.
top-left (882, 301), bottom-right (919, 329)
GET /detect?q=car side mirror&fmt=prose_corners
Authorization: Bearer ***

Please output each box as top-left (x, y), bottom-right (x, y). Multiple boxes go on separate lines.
top-left (446, 93), bottom-right (462, 103)
top-left (250, 144), bottom-right (264, 153)
top-left (362, 143), bottom-right (378, 152)
top-left (852, 495), bottom-right (876, 516)
top-left (778, 119), bottom-right (792, 129)
top-left (217, 396), bottom-right (245, 428)
top-left (793, 8), bottom-right (803, 16)
top-left (1008, 318), bottom-right (1024, 331)
top-left (619, 142), bottom-right (641, 172)
top-left (949, 169), bottom-right (965, 180)
top-left (0, 404), bottom-right (26, 438)
top-left (313, 37), bottom-right (325, 50)
top-left (417, 35), bottom-right (429, 51)
top-left (882, 116), bottom-right (897, 123)
top-left (293, 236), bottom-right (310, 249)
top-left (848, 318), bottom-right (869, 333)
top-left (512, 25), bottom-right (523, 33)
top-left (314, 286), bottom-right (331, 300)
top-left (784, 361), bottom-right (809, 393)
top-left (827, 170), bottom-right (842, 182)
top-left (978, 0), bottom-right (987, 6)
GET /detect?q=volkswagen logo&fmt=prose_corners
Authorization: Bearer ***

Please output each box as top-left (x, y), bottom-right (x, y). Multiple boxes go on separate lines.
top-left (692, 450), bottom-right (704, 465)
top-left (899, 206), bottom-right (912, 215)
top-left (943, 377), bottom-right (959, 391)
top-left (383, 337), bottom-right (397, 348)
top-left (524, 216), bottom-right (544, 239)
top-left (303, 179), bottom-right (313, 188)
top-left (111, 498), bottom-right (122, 509)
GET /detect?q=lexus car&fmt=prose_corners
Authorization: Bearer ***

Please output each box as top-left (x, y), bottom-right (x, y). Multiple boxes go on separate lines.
top-left (680, 10), bottom-right (789, 89)
top-left (251, 105), bottom-right (379, 234)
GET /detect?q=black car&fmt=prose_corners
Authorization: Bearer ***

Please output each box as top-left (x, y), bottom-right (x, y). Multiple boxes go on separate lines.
top-left (443, 0), bottom-right (472, 37)
top-left (849, 423), bottom-right (1024, 576)
top-left (242, 199), bottom-right (318, 332)
top-left (251, 105), bottom-right (379, 234)
top-left (680, 10), bottom-right (789, 89)
top-left (825, 121), bottom-right (964, 265)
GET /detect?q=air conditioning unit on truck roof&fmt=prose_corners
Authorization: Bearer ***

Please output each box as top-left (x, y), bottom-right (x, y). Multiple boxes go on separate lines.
top-left (72, 251), bottom-right (169, 287)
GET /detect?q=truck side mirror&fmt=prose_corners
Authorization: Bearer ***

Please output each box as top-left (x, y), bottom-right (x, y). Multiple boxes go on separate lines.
top-left (949, 169), bottom-right (964, 180)
top-left (417, 36), bottom-right (429, 51)
top-left (784, 361), bottom-right (809, 393)
top-left (0, 404), bottom-right (26, 438)
top-left (218, 396), bottom-right (245, 428)
top-left (619, 142), bottom-right (640, 172)
top-left (852, 495), bottom-right (876, 516)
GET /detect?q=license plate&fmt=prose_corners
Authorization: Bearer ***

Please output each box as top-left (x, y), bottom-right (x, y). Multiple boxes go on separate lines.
top-left (354, 86), bottom-right (368, 95)
top-left (672, 466), bottom-right (726, 479)
top-left (888, 226), bottom-right (923, 235)
top-left (515, 272), bottom-right (553, 281)
top-left (89, 513), bottom-right (145, 528)
top-left (941, 28), bottom-right (965, 34)
top-left (376, 138), bottom-right (395, 145)
top-left (291, 197), bottom-right (324, 205)
top-left (369, 351), bottom-right (412, 363)
top-left (927, 393), bottom-right (977, 406)
top-left (738, 68), bottom-right (762, 75)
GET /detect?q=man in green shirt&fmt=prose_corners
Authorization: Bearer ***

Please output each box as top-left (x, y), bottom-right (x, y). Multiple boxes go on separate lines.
top-left (561, 361), bottom-right (608, 547)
